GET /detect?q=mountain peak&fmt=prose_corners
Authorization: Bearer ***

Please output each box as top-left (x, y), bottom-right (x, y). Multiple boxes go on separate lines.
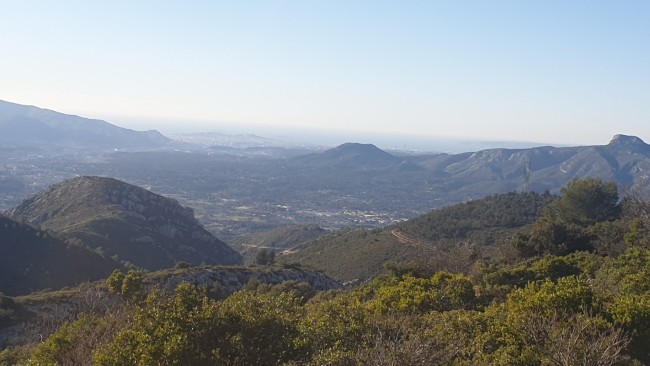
top-left (325, 143), bottom-right (400, 163)
top-left (336, 142), bottom-right (380, 150)
top-left (293, 142), bottom-right (402, 167)
top-left (606, 134), bottom-right (650, 155)
top-left (608, 134), bottom-right (646, 146)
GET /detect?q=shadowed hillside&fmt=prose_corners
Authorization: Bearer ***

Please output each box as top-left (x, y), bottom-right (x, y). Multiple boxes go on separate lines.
top-left (0, 215), bottom-right (120, 295)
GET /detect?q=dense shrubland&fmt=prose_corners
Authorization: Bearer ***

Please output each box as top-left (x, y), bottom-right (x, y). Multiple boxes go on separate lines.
top-left (397, 191), bottom-right (556, 243)
top-left (3, 178), bottom-right (650, 365)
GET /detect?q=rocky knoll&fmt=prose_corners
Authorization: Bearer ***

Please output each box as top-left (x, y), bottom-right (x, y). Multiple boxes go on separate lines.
top-left (6, 176), bottom-right (242, 270)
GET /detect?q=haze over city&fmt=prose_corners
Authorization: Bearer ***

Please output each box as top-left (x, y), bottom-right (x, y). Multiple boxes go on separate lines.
top-left (1, 1), bottom-right (648, 147)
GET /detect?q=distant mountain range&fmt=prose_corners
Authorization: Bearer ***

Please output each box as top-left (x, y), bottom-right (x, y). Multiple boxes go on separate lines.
top-left (63, 134), bottom-right (650, 238)
top-left (421, 134), bottom-right (649, 191)
top-left (1, 100), bottom-right (650, 238)
top-left (0, 100), bottom-right (170, 149)
top-left (2, 100), bottom-right (650, 298)
top-left (296, 134), bottom-right (650, 195)
top-left (6, 177), bottom-right (242, 272)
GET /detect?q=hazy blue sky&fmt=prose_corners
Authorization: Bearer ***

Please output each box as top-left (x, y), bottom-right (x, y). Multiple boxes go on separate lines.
top-left (1, 1), bottom-right (648, 145)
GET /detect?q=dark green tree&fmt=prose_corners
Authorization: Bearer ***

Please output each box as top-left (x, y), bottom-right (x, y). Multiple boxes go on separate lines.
top-left (106, 269), bottom-right (125, 295)
top-left (106, 269), bottom-right (145, 303)
top-left (512, 218), bottom-right (593, 257)
top-left (553, 178), bottom-right (620, 226)
top-left (255, 248), bottom-right (275, 265)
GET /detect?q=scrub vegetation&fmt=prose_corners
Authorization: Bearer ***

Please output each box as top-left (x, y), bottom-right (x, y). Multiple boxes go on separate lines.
top-left (2, 178), bottom-right (650, 365)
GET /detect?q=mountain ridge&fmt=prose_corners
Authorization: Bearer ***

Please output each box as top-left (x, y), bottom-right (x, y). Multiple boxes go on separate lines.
top-left (0, 100), bottom-right (170, 149)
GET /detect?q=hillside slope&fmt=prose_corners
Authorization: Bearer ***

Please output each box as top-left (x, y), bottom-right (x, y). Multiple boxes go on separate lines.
top-left (396, 191), bottom-right (556, 244)
top-left (281, 192), bottom-right (555, 282)
top-left (0, 215), bottom-right (120, 296)
top-left (6, 176), bottom-right (242, 269)
top-left (230, 224), bottom-right (328, 263)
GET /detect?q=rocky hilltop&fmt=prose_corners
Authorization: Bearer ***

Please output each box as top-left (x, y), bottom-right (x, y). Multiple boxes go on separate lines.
top-left (6, 176), bottom-right (242, 269)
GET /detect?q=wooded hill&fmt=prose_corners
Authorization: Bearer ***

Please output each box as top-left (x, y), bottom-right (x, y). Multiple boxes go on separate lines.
top-left (280, 191), bottom-right (556, 282)
top-left (6, 176), bottom-right (242, 271)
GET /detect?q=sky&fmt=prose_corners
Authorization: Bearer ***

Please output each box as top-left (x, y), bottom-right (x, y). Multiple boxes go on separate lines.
top-left (1, 1), bottom-right (648, 146)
